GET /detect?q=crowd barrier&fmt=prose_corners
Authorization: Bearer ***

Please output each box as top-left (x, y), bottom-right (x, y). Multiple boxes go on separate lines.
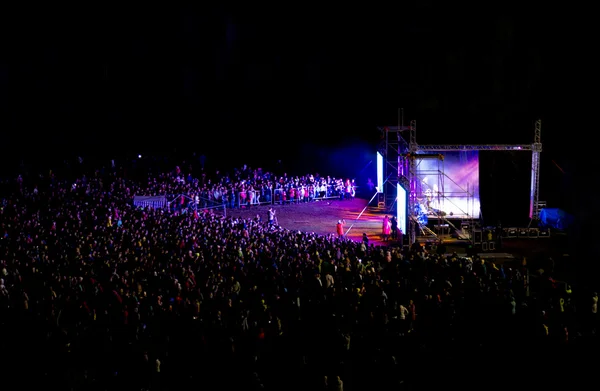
top-left (272, 186), bottom-right (346, 205)
top-left (132, 195), bottom-right (168, 209)
top-left (136, 184), bottom-right (354, 212)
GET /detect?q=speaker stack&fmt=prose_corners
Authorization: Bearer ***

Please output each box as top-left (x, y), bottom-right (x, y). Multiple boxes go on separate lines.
top-left (501, 227), bottom-right (549, 238)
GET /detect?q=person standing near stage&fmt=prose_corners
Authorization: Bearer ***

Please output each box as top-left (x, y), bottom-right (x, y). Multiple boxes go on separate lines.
top-left (382, 215), bottom-right (391, 241)
top-left (268, 207), bottom-right (276, 226)
top-left (336, 219), bottom-right (346, 239)
top-left (390, 215), bottom-right (398, 240)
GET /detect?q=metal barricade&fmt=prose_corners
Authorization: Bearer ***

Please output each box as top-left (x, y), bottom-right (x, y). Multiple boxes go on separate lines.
top-left (238, 190), bottom-right (262, 207)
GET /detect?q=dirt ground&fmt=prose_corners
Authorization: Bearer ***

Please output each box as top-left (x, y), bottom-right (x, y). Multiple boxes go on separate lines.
top-left (220, 197), bottom-right (392, 246)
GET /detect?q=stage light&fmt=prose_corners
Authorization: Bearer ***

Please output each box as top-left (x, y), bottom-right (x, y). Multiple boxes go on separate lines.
top-left (376, 151), bottom-right (384, 193)
top-left (397, 183), bottom-right (407, 234)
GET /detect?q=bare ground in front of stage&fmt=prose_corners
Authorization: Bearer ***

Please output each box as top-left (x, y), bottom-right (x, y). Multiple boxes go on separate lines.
top-left (222, 197), bottom-right (393, 246)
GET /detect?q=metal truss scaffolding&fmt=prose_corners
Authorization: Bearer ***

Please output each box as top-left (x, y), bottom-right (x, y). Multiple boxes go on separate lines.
top-left (379, 119), bottom-right (543, 245)
top-left (377, 124), bottom-right (412, 211)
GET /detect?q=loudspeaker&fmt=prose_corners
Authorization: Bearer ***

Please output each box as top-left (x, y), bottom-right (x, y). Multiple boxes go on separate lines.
top-left (539, 229), bottom-right (550, 237)
top-left (518, 228), bottom-right (529, 237)
top-left (528, 228), bottom-right (539, 238)
top-left (488, 241), bottom-right (495, 251)
top-left (474, 230), bottom-right (482, 244)
top-left (481, 242), bottom-right (488, 251)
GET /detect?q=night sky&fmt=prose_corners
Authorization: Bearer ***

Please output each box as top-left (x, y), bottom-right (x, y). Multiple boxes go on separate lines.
top-left (0, 5), bottom-right (594, 226)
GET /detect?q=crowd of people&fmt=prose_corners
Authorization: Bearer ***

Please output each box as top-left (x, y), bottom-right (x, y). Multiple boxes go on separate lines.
top-left (130, 161), bottom-right (358, 213)
top-left (0, 153), bottom-right (596, 390)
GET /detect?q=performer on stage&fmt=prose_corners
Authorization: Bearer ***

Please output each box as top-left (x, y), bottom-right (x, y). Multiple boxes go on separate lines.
top-left (424, 188), bottom-right (433, 211)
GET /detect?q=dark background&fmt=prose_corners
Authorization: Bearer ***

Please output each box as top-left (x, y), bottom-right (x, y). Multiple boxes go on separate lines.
top-left (0, 5), bottom-right (595, 230)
